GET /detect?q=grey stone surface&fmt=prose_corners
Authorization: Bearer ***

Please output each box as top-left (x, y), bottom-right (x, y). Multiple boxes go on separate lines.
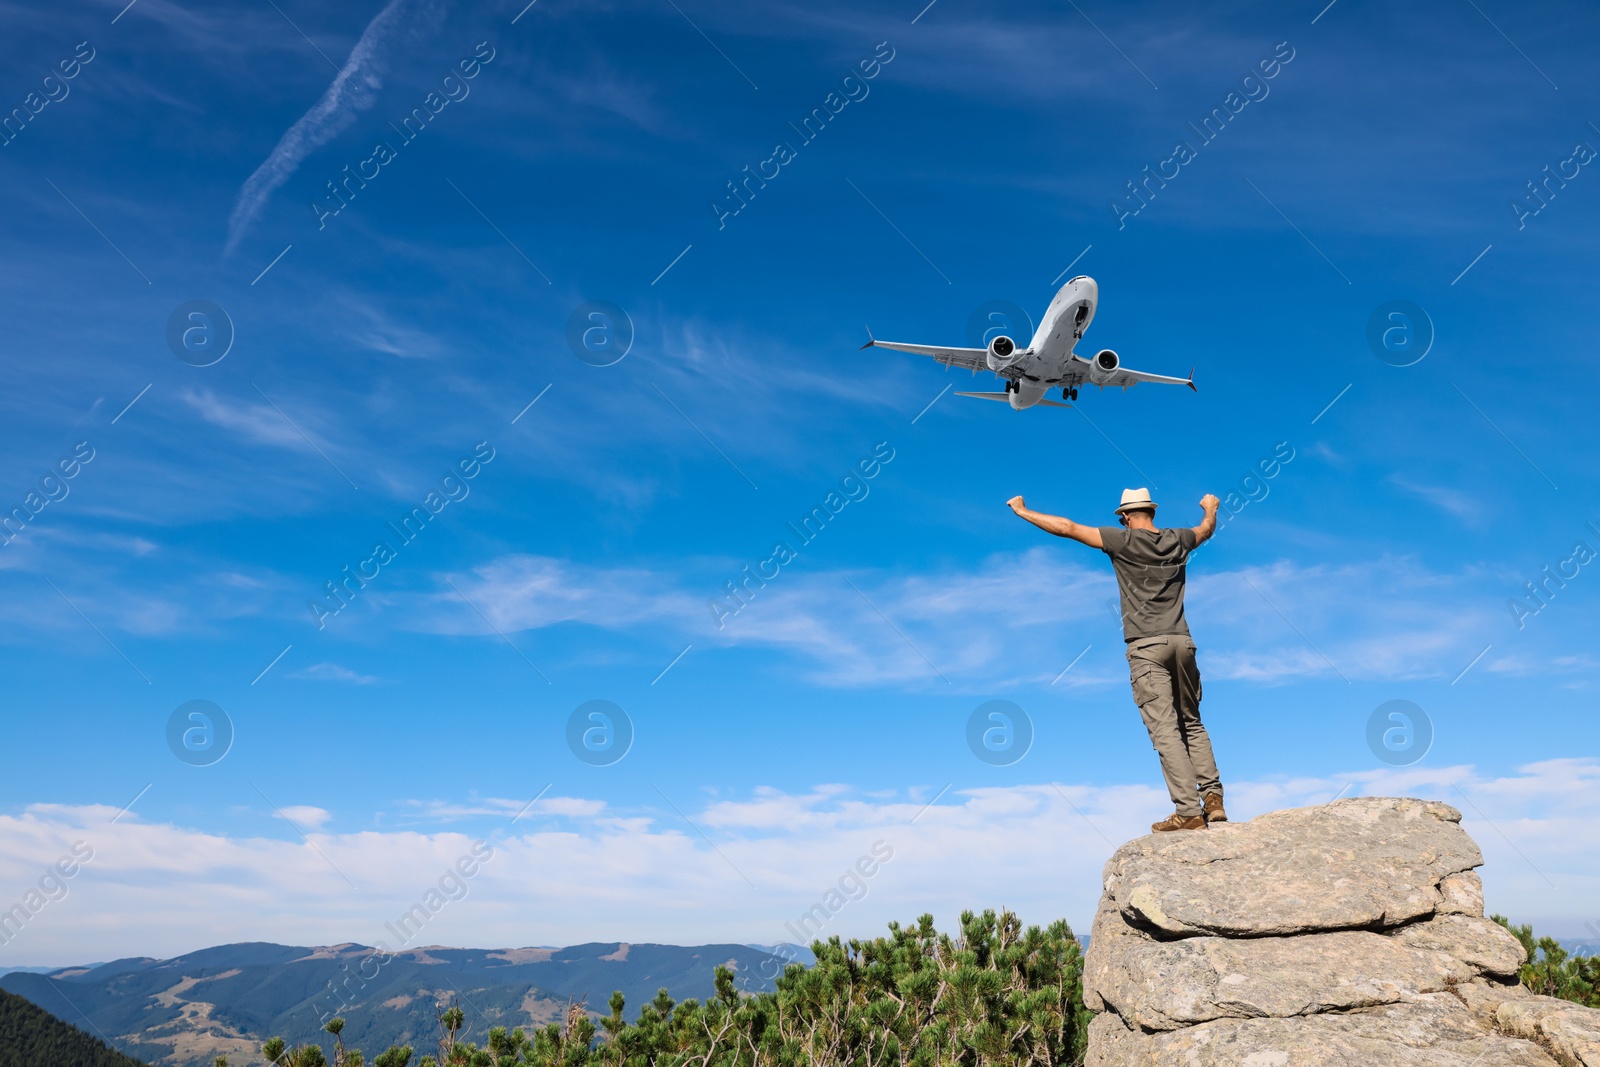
top-left (1437, 870), bottom-right (1485, 916)
top-left (1102, 797), bottom-right (1481, 938)
top-left (1454, 976), bottom-right (1528, 1017)
top-left (1390, 913), bottom-right (1526, 977)
top-left (1498, 997), bottom-right (1600, 1066)
top-left (1083, 797), bottom-right (1600, 1067)
top-left (1088, 995), bottom-right (1561, 1067)
top-left (1088, 920), bottom-right (1493, 1031)
top-left (1084, 893), bottom-right (1150, 1014)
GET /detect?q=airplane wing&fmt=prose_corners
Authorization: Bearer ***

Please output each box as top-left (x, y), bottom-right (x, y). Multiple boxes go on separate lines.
top-left (1108, 365), bottom-right (1196, 390)
top-left (862, 338), bottom-right (1004, 376)
top-left (1062, 355), bottom-right (1196, 391)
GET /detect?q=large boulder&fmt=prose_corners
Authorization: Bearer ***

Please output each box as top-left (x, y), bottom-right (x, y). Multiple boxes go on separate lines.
top-left (1083, 797), bottom-right (1600, 1067)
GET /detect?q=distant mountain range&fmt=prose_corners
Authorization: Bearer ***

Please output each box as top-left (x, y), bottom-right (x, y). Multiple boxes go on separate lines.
top-left (0, 941), bottom-right (799, 1067)
top-left (0, 963), bottom-right (108, 975)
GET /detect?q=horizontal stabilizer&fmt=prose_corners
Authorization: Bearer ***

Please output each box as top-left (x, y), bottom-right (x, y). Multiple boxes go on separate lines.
top-left (954, 391), bottom-right (1072, 409)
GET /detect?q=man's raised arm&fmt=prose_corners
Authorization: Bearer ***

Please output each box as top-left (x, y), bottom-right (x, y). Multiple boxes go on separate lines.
top-left (1191, 494), bottom-right (1220, 546)
top-left (1006, 496), bottom-right (1104, 548)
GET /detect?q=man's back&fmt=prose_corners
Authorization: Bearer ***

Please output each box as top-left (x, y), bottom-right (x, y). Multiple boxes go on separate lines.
top-left (1098, 525), bottom-right (1196, 642)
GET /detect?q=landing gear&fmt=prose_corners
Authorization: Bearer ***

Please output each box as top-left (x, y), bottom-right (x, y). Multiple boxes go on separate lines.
top-left (1005, 379), bottom-right (1019, 394)
top-left (1062, 386), bottom-right (1079, 401)
top-left (1072, 303), bottom-right (1090, 337)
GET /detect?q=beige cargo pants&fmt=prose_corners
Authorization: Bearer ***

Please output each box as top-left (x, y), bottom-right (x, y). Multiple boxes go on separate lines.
top-left (1126, 634), bottom-right (1222, 818)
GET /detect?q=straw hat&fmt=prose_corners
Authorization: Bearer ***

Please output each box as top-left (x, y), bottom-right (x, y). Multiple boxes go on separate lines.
top-left (1115, 487), bottom-right (1158, 515)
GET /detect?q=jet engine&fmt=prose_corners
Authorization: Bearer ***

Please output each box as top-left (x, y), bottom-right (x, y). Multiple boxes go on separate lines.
top-left (986, 334), bottom-right (1019, 371)
top-left (1089, 348), bottom-right (1120, 384)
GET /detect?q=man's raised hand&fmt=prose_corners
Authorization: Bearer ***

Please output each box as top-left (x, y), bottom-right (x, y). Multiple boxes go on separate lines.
top-left (1192, 494), bottom-right (1221, 546)
top-left (1006, 495), bottom-right (1026, 514)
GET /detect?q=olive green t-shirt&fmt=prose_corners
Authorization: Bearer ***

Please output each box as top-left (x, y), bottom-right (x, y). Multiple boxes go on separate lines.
top-left (1098, 526), bottom-right (1197, 642)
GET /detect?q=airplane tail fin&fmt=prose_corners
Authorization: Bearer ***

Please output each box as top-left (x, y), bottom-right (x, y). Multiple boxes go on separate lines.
top-left (1187, 366), bottom-right (1197, 392)
top-left (859, 325), bottom-right (875, 350)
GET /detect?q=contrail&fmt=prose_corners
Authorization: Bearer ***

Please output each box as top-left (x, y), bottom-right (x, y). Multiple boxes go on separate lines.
top-left (224, 0), bottom-right (443, 255)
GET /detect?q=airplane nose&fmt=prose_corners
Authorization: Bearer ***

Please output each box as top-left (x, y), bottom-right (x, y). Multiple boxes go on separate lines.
top-left (1078, 276), bottom-right (1098, 300)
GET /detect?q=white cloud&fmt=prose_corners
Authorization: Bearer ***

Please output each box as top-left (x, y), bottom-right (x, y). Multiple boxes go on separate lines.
top-left (2, 762), bottom-right (1597, 966)
top-left (1483, 652), bottom-right (1598, 681)
top-left (224, 0), bottom-right (447, 254)
top-left (277, 806), bottom-right (332, 830)
top-left (292, 662), bottom-right (381, 685)
top-left (541, 797), bottom-right (608, 818)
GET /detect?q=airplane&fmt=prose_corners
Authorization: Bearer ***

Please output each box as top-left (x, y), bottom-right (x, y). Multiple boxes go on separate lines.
top-left (861, 276), bottom-right (1196, 411)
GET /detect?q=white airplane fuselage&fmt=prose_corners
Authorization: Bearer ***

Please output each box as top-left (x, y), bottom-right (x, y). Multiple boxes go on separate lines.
top-left (999, 276), bottom-right (1098, 410)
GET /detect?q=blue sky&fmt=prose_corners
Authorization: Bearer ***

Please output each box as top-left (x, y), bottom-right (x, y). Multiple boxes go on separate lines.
top-left (2, 0), bottom-right (1599, 966)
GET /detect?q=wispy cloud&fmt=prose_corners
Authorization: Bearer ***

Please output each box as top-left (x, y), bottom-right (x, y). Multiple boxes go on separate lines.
top-left (1389, 474), bottom-right (1483, 525)
top-left (391, 795), bottom-right (607, 824)
top-left (180, 389), bottom-right (319, 452)
top-left (403, 550), bottom-right (1525, 689)
top-left (224, 0), bottom-right (447, 255)
top-left (417, 556), bottom-right (705, 634)
top-left (340, 298), bottom-right (450, 359)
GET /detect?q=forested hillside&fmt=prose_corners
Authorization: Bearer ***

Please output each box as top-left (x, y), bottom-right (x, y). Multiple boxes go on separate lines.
top-left (0, 987), bottom-right (151, 1067)
top-left (265, 909), bottom-right (1091, 1067)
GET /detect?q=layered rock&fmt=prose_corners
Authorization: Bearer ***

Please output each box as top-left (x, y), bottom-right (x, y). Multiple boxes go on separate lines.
top-left (1083, 797), bottom-right (1600, 1066)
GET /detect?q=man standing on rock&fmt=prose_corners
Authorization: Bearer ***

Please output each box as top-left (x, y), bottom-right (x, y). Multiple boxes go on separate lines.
top-left (1006, 488), bottom-right (1226, 832)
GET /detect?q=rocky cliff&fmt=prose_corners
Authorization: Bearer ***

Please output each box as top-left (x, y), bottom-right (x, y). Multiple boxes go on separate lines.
top-left (1084, 797), bottom-right (1600, 1066)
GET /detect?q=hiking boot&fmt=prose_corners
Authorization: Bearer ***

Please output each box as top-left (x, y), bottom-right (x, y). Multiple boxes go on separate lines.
top-left (1151, 812), bottom-right (1207, 832)
top-left (1203, 793), bottom-right (1228, 824)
